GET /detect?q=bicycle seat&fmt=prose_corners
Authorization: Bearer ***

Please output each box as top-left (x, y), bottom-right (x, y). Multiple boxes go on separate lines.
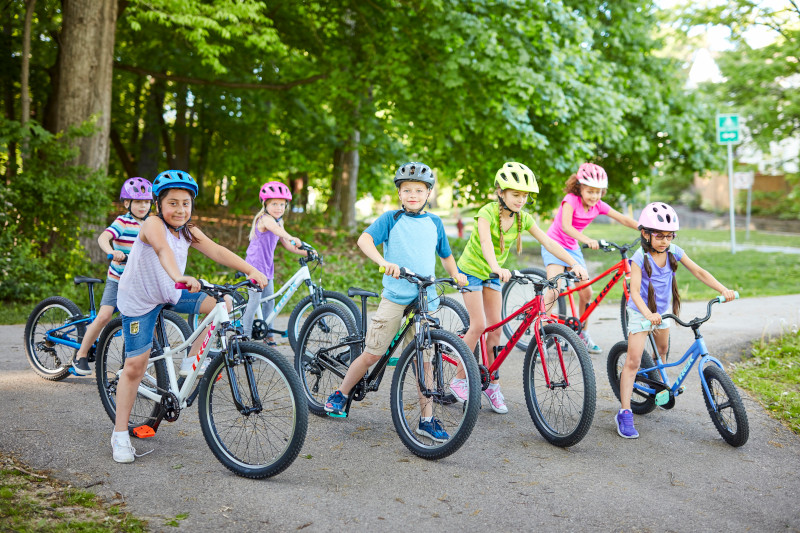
top-left (74, 276), bottom-right (104, 285)
top-left (348, 287), bottom-right (379, 299)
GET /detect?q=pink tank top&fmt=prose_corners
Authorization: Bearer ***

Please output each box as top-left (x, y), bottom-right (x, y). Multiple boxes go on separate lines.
top-left (117, 222), bottom-right (191, 316)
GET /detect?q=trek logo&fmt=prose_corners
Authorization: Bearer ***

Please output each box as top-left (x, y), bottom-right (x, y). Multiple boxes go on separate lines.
top-left (386, 314), bottom-right (412, 353)
top-left (590, 271), bottom-right (622, 309)
top-left (275, 280), bottom-right (300, 313)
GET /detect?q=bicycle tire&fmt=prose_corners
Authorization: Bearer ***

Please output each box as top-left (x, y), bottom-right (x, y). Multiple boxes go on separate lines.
top-left (701, 365), bottom-right (749, 447)
top-left (288, 290), bottom-right (361, 351)
top-left (24, 296), bottom-right (87, 381)
top-left (606, 341), bottom-right (658, 415)
top-left (501, 267), bottom-right (566, 352)
top-left (188, 290), bottom-right (247, 331)
top-left (523, 323), bottom-right (596, 447)
top-left (390, 329), bottom-right (480, 460)
top-left (295, 303), bottom-right (360, 416)
top-left (620, 293), bottom-right (630, 339)
top-left (430, 296), bottom-right (471, 404)
top-left (198, 342), bottom-right (308, 478)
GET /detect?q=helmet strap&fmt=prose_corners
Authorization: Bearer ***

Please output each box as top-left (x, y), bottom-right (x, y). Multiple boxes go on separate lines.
top-left (497, 195), bottom-right (517, 217)
top-left (397, 189), bottom-right (431, 217)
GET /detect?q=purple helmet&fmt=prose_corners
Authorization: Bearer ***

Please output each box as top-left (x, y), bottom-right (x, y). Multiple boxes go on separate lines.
top-left (638, 202), bottom-right (679, 231)
top-left (120, 177), bottom-right (154, 201)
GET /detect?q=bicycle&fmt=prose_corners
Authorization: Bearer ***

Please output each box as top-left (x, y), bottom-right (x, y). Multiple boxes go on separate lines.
top-left (24, 268), bottom-right (191, 381)
top-left (501, 239), bottom-right (639, 352)
top-left (606, 293), bottom-right (748, 447)
top-left (95, 279), bottom-right (308, 478)
top-left (470, 270), bottom-right (596, 447)
top-left (294, 267), bottom-right (481, 460)
top-left (187, 241), bottom-right (360, 351)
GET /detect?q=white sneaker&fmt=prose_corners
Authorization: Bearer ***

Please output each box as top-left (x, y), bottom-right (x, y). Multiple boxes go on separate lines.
top-left (580, 331), bottom-right (602, 354)
top-left (179, 353), bottom-right (215, 376)
top-left (111, 434), bottom-right (135, 463)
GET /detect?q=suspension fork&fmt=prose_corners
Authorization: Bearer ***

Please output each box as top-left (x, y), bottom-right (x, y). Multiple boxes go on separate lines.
top-left (224, 340), bottom-right (263, 415)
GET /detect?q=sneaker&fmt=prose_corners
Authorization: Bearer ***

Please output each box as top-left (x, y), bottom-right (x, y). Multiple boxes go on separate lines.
top-left (179, 352), bottom-right (216, 376)
top-left (416, 418), bottom-right (449, 442)
top-left (449, 378), bottom-right (469, 403)
top-left (615, 409), bottom-right (639, 439)
top-left (111, 434), bottom-right (136, 463)
top-left (483, 385), bottom-right (508, 414)
top-left (71, 357), bottom-right (91, 376)
top-left (580, 331), bottom-right (602, 354)
top-left (324, 391), bottom-right (347, 416)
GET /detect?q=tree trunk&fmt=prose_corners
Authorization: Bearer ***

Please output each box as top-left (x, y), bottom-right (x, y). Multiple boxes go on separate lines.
top-left (53, 0), bottom-right (118, 172)
top-left (137, 79), bottom-right (164, 179)
top-left (2, 22), bottom-right (17, 181)
top-left (173, 85), bottom-right (191, 170)
top-left (21, 0), bottom-right (36, 125)
top-left (328, 148), bottom-right (344, 218)
top-left (337, 130), bottom-right (359, 230)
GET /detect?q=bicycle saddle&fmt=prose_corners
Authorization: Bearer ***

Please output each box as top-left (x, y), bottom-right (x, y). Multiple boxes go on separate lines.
top-left (348, 287), bottom-right (379, 298)
top-left (74, 276), bottom-right (104, 285)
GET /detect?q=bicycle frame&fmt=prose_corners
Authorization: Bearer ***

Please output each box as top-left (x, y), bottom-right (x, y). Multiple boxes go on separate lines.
top-left (44, 282), bottom-right (101, 349)
top-left (560, 257), bottom-right (631, 325)
top-left (249, 264), bottom-right (314, 323)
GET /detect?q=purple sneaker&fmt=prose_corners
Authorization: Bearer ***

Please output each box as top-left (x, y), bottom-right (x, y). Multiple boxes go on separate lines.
top-left (615, 409), bottom-right (639, 439)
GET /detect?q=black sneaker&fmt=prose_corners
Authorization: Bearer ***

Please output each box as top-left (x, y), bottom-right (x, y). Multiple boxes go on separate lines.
top-left (71, 358), bottom-right (91, 376)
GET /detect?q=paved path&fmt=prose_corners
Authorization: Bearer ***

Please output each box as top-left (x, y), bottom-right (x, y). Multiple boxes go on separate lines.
top-left (1, 294), bottom-right (799, 531)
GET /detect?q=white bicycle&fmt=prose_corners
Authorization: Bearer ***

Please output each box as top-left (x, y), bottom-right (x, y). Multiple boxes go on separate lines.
top-left (95, 279), bottom-right (308, 479)
top-left (188, 241), bottom-right (360, 351)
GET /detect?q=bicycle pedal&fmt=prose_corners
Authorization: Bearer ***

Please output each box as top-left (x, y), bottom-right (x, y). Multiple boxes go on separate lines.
top-left (130, 425), bottom-right (156, 439)
top-left (327, 412), bottom-right (348, 419)
top-left (67, 367), bottom-right (77, 376)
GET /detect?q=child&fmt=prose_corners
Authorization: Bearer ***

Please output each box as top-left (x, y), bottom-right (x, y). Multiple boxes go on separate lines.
top-left (324, 162), bottom-right (467, 442)
top-left (111, 170), bottom-right (268, 463)
top-left (241, 181), bottom-right (306, 345)
top-left (616, 202), bottom-right (735, 439)
top-left (542, 162), bottom-right (639, 354)
top-left (450, 162), bottom-right (589, 414)
top-left (71, 178), bottom-right (153, 376)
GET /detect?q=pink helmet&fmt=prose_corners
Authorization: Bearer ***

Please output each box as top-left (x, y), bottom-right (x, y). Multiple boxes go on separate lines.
top-left (638, 202), bottom-right (679, 231)
top-left (576, 163), bottom-right (608, 189)
top-left (259, 181), bottom-right (292, 202)
top-left (120, 177), bottom-right (153, 201)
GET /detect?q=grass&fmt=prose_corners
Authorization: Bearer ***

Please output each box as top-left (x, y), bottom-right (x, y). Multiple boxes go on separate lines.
top-left (733, 327), bottom-right (800, 435)
top-left (0, 452), bottom-right (149, 532)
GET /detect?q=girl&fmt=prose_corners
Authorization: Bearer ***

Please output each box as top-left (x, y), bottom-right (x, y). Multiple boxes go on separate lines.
top-left (450, 162), bottom-right (589, 413)
top-left (241, 181), bottom-right (306, 344)
top-left (111, 170), bottom-right (268, 463)
top-left (617, 202), bottom-right (735, 439)
top-left (542, 162), bottom-right (639, 354)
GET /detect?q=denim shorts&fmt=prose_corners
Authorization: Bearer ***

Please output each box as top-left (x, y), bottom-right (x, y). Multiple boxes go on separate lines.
top-left (99, 279), bottom-right (119, 308)
top-left (541, 246), bottom-right (586, 269)
top-left (122, 290), bottom-right (206, 358)
top-left (626, 306), bottom-right (672, 335)
top-left (458, 268), bottom-right (502, 293)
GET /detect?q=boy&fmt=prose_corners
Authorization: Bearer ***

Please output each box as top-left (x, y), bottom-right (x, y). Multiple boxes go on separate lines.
top-left (324, 162), bottom-right (467, 442)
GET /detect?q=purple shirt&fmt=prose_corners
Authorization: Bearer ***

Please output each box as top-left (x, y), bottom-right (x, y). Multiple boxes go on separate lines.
top-left (245, 216), bottom-right (280, 279)
top-left (627, 244), bottom-right (685, 315)
top-left (546, 193), bottom-right (610, 250)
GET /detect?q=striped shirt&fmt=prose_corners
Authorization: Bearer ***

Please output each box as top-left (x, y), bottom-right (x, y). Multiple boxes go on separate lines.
top-left (104, 213), bottom-right (142, 281)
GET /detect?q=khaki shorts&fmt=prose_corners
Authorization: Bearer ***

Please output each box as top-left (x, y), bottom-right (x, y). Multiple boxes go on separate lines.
top-left (365, 297), bottom-right (416, 356)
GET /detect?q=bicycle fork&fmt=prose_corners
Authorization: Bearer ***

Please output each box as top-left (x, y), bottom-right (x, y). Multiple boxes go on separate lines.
top-left (223, 340), bottom-right (264, 415)
top-left (533, 323), bottom-right (570, 389)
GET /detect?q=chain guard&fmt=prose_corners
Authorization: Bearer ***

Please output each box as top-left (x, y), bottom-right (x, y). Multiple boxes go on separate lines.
top-left (161, 391), bottom-right (181, 422)
top-left (251, 319), bottom-right (267, 340)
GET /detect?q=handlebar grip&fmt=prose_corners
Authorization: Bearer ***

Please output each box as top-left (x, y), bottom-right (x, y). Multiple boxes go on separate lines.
top-left (717, 291), bottom-right (740, 303)
top-left (175, 283), bottom-right (189, 289)
top-left (489, 273), bottom-right (499, 279)
top-left (640, 320), bottom-right (651, 329)
top-left (379, 266), bottom-right (386, 273)
top-left (107, 253), bottom-right (113, 260)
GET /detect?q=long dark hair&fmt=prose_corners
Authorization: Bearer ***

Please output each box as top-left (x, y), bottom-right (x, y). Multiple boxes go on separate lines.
top-left (640, 231), bottom-right (680, 316)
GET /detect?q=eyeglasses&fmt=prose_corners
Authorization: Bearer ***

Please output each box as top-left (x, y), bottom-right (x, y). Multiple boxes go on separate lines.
top-left (650, 232), bottom-right (676, 241)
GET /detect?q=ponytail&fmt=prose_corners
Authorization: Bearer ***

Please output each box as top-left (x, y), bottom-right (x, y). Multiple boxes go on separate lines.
top-left (248, 204), bottom-right (267, 241)
top-left (496, 198), bottom-right (524, 256)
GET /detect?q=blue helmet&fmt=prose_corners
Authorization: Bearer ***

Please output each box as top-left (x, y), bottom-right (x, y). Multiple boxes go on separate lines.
top-left (152, 170), bottom-right (198, 198)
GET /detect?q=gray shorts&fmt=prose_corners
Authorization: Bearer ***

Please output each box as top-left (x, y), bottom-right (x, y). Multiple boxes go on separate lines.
top-left (100, 279), bottom-right (119, 308)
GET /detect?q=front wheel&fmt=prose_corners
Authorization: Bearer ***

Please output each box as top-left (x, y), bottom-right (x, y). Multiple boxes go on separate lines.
top-left (523, 323), bottom-right (596, 447)
top-left (501, 267), bottom-right (566, 352)
top-left (390, 330), bottom-right (480, 460)
top-left (701, 365), bottom-right (749, 447)
top-left (288, 290), bottom-right (361, 351)
top-left (607, 341), bottom-right (658, 415)
top-left (198, 342), bottom-right (308, 478)
top-left (24, 296), bottom-right (85, 380)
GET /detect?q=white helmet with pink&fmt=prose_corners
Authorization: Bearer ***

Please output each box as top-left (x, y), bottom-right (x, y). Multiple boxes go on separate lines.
top-left (638, 202), bottom-right (679, 232)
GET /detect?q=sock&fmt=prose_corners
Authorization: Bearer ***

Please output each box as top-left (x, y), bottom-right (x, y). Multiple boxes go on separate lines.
top-left (337, 391), bottom-right (348, 399)
top-left (421, 416), bottom-right (432, 423)
top-left (488, 383), bottom-right (500, 391)
top-left (112, 430), bottom-right (129, 442)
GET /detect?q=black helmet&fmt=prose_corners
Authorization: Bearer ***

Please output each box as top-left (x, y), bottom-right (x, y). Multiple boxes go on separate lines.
top-left (394, 162), bottom-right (435, 189)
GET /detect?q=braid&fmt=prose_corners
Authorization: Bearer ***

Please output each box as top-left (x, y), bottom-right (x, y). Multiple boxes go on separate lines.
top-left (669, 251), bottom-right (681, 315)
top-left (643, 255), bottom-right (658, 313)
top-left (516, 212), bottom-right (522, 254)
top-left (497, 203), bottom-right (505, 254)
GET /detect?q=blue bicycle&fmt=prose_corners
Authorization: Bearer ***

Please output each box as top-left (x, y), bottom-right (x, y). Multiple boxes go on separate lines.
top-left (606, 293), bottom-right (749, 447)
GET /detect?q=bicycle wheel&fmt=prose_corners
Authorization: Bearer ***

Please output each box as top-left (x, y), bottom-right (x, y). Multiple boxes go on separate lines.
top-left (24, 296), bottom-right (86, 381)
top-left (701, 365), bottom-right (749, 447)
top-left (198, 342), bottom-right (308, 478)
top-left (295, 304), bottom-right (360, 416)
top-left (523, 323), bottom-right (596, 447)
top-left (501, 267), bottom-right (566, 352)
top-left (188, 290), bottom-right (247, 331)
top-left (288, 290), bottom-right (361, 351)
top-left (390, 329), bottom-right (480, 460)
top-left (430, 295), bottom-right (470, 337)
top-left (606, 341), bottom-right (658, 415)
top-left (620, 294), bottom-right (630, 339)
top-left (95, 317), bottom-right (168, 431)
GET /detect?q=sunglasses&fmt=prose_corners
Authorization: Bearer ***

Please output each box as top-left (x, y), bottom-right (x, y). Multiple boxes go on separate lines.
top-left (649, 232), bottom-right (676, 241)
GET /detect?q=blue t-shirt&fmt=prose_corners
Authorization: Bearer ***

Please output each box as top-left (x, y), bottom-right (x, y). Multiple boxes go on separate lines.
top-left (627, 243), bottom-right (685, 315)
top-left (363, 210), bottom-right (452, 307)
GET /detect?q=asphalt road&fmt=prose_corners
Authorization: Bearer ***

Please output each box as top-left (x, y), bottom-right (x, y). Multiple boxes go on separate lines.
top-left (2, 294), bottom-right (799, 532)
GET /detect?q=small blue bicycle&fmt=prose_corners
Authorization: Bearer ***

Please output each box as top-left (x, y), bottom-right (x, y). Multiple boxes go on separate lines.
top-left (607, 293), bottom-right (749, 447)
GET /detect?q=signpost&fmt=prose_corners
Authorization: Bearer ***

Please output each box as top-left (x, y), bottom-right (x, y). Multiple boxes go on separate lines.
top-left (734, 171), bottom-right (755, 240)
top-left (717, 114), bottom-right (741, 254)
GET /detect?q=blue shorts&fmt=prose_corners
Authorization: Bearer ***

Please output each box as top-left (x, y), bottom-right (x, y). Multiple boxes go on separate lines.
top-left (122, 290), bottom-right (206, 358)
top-left (541, 246), bottom-right (586, 269)
top-left (626, 306), bottom-right (672, 335)
top-left (458, 268), bottom-right (502, 293)
top-left (99, 279), bottom-right (119, 308)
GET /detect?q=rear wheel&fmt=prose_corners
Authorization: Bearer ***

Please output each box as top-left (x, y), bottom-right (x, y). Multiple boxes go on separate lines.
top-left (620, 294), bottom-right (630, 339)
top-left (288, 290), bottom-right (361, 351)
top-left (607, 341), bottom-right (658, 415)
top-left (701, 365), bottom-right (749, 447)
top-left (431, 296), bottom-right (469, 337)
top-left (523, 323), bottom-right (595, 447)
top-left (24, 296), bottom-right (86, 381)
top-left (501, 267), bottom-right (566, 352)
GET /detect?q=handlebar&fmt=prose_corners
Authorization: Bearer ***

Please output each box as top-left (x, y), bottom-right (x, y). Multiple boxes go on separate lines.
top-left (379, 266), bottom-right (448, 288)
top-left (175, 278), bottom-right (262, 297)
top-left (582, 239), bottom-right (640, 255)
top-left (639, 291), bottom-right (739, 329)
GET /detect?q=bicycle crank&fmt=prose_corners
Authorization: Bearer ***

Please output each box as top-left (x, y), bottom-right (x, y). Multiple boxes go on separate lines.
top-left (161, 391), bottom-right (181, 422)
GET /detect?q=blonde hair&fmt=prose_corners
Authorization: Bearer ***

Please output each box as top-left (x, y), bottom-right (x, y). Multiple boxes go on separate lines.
top-left (248, 204), bottom-right (267, 241)
top-left (496, 188), bottom-right (523, 255)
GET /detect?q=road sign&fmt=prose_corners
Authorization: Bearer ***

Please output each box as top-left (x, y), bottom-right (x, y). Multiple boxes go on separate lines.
top-left (733, 171), bottom-right (754, 190)
top-left (717, 114), bottom-right (741, 144)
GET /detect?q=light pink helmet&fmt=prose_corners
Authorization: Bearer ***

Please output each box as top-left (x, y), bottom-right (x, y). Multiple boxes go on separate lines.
top-left (259, 181), bottom-right (292, 202)
top-left (638, 202), bottom-right (679, 231)
top-left (576, 163), bottom-right (608, 189)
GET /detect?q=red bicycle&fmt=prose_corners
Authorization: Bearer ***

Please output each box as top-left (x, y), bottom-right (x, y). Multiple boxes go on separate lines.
top-left (458, 270), bottom-right (596, 447)
top-left (501, 239), bottom-right (639, 352)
